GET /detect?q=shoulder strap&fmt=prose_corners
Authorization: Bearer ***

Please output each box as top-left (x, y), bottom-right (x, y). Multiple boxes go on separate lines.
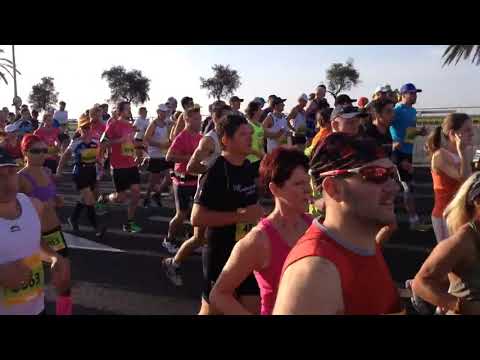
top-left (20, 171), bottom-right (38, 189)
top-left (259, 218), bottom-right (283, 245)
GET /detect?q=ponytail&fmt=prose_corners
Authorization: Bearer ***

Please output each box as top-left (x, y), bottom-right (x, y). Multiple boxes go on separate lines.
top-left (425, 126), bottom-right (442, 156)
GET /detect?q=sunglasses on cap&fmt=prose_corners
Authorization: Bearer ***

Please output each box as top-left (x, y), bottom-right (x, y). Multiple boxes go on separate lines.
top-left (28, 148), bottom-right (49, 155)
top-left (319, 165), bottom-right (408, 192)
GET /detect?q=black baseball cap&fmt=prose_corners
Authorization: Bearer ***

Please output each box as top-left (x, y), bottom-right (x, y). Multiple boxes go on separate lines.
top-left (330, 106), bottom-right (368, 121)
top-left (0, 147), bottom-right (18, 168)
top-left (335, 94), bottom-right (357, 106)
top-left (272, 97), bottom-right (287, 106)
top-left (230, 96), bottom-right (244, 103)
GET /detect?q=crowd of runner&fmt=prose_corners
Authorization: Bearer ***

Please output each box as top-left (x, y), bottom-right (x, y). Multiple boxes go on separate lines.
top-left (0, 81), bottom-right (479, 315)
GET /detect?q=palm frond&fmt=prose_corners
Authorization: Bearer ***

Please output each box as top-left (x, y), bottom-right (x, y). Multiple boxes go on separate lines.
top-left (442, 45), bottom-right (480, 66)
top-left (0, 71), bottom-right (8, 85)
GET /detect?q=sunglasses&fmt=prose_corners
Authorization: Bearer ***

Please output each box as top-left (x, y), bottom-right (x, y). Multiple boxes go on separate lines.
top-left (28, 148), bottom-right (48, 155)
top-left (319, 165), bottom-right (409, 192)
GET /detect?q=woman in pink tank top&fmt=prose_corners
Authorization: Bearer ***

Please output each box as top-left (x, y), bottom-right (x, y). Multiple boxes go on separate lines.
top-left (209, 147), bottom-right (313, 315)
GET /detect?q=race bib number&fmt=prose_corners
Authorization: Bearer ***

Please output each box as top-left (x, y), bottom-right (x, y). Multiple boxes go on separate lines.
top-left (42, 230), bottom-right (66, 252)
top-left (3, 254), bottom-right (44, 306)
top-left (81, 147), bottom-right (97, 164)
top-left (235, 223), bottom-right (254, 242)
top-left (121, 142), bottom-right (135, 157)
top-left (404, 127), bottom-right (418, 144)
top-left (47, 146), bottom-right (58, 156)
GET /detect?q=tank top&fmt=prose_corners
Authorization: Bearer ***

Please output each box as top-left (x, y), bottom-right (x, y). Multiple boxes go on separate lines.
top-left (147, 122), bottom-right (169, 158)
top-left (281, 219), bottom-right (401, 314)
top-left (291, 111), bottom-right (307, 132)
top-left (432, 151), bottom-right (461, 218)
top-left (20, 169), bottom-right (57, 203)
top-left (201, 129), bottom-right (221, 170)
top-left (254, 214), bottom-right (313, 315)
top-left (448, 221), bottom-right (480, 307)
top-left (266, 113), bottom-right (288, 154)
top-left (247, 121), bottom-right (264, 163)
top-left (0, 193), bottom-right (44, 315)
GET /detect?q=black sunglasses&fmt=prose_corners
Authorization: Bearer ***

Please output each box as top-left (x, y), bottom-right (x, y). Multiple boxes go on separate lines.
top-left (28, 148), bottom-right (48, 155)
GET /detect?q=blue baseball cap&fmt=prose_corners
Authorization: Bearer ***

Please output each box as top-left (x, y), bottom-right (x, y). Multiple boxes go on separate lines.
top-left (400, 83), bottom-right (422, 94)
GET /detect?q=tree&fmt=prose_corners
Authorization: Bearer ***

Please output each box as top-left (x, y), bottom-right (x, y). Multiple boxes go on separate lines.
top-left (325, 58), bottom-right (360, 99)
top-left (200, 64), bottom-right (241, 101)
top-left (101, 66), bottom-right (150, 105)
top-left (442, 45), bottom-right (480, 66)
top-left (0, 48), bottom-right (21, 85)
top-left (28, 77), bottom-right (58, 111)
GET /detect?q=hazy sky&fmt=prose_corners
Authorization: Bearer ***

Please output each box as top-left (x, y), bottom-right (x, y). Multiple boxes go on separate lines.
top-left (1, 45), bottom-right (479, 118)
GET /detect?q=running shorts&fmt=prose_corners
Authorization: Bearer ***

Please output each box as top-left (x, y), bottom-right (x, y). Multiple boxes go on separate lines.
top-left (44, 159), bottom-right (58, 174)
top-left (112, 167), bottom-right (140, 193)
top-left (73, 165), bottom-right (97, 191)
top-left (173, 184), bottom-right (197, 212)
top-left (147, 158), bottom-right (174, 174)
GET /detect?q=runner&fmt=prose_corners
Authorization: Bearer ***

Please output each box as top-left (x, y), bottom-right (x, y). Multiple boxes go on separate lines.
top-left (287, 94), bottom-right (308, 150)
top-left (372, 86), bottom-right (388, 101)
top-left (229, 96), bottom-right (244, 117)
top-left (100, 104), bottom-right (111, 123)
top-left (162, 105), bottom-right (203, 254)
top-left (259, 95), bottom-right (277, 123)
top-left (263, 97), bottom-right (289, 154)
top-left (191, 114), bottom-right (263, 315)
top-left (390, 83), bottom-right (427, 230)
top-left (97, 101), bottom-right (142, 233)
top-left (245, 101), bottom-right (265, 180)
top-left (334, 94), bottom-right (356, 108)
top-left (143, 104), bottom-right (172, 208)
top-left (412, 172), bottom-right (480, 314)
top-left (34, 112), bottom-right (61, 174)
top-left (53, 101), bottom-right (70, 153)
top-left (17, 135), bottom-right (73, 315)
top-left (14, 108), bottom-right (33, 137)
top-left (169, 96), bottom-right (194, 142)
top-left (31, 109), bottom-right (40, 131)
top-left (0, 147), bottom-right (70, 315)
top-left (357, 97), bottom-right (369, 110)
top-left (252, 97), bottom-right (266, 110)
top-left (57, 115), bottom-right (106, 238)
top-left (1, 123), bottom-right (24, 167)
top-left (426, 113), bottom-right (473, 243)
top-left (209, 147), bottom-right (312, 315)
top-left (305, 85), bottom-right (330, 135)
top-left (331, 105), bottom-right (368, 136)
top-left (304, 107), bottom-right (333, 158)
top-left (0, 110), bottom-right (6, 131)
top-left (273, 133), bottom-right (402, 314)
top-left (161, 103), bottom-right (229, 285)
top-left (87, 105), bottom-right (107, 182)
top-left (133, 107), bottom-right (150, 166)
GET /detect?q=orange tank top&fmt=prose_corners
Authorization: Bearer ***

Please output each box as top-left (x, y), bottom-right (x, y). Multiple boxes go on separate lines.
top-left (431, 168), bottom-right (460, 218)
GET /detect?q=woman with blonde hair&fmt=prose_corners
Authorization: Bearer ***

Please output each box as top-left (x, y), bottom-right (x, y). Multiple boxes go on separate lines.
top-left (426, 113), bottom-right (473, 243)
top-left (412, 172), bottom-right (480, 314)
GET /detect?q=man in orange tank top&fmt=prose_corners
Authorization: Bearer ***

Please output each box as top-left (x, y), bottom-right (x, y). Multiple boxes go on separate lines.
top-left (273, 133), bottom-right (402, 315)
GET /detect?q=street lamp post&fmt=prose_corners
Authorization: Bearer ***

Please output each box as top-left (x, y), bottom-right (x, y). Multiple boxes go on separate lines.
top-left (11, 45), bottom-right (21, 113)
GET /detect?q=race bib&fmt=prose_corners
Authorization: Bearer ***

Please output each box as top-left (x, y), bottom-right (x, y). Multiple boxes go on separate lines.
top-left (404, 127), bottom-right (418, 144)
top-left (3, 254), bottom-right (44, 307)
top-left (81, 147), bottom-right (97, 164)
top-left (235, 223), bottom-right (254, 242)
top-left (47, 146), bottom-right (58, 156)
top-left (121, 142), bottom-right (135, 157)
top-left (42, 230), bottom-right (66, 252)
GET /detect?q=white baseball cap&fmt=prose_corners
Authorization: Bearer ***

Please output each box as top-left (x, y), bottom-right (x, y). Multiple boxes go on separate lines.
top-left (157, 104), bottom-right (169, 112)
top-left (299, 93), bottom-right (309, 102)
top-left (374, 85), bottom-right (386, 94)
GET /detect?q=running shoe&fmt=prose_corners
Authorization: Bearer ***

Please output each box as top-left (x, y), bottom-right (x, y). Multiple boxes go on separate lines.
top-left (97, 193), bottom-right (109, 205)
top-left (95, 225), bottom-right (107, 239)
top-left (123, 222), bottom-right (142, 233)
top-left (405, 279), bottom-right (436, 315)
top-left (162, 258), bottom-right (183, 286)
top-left (162, 238), bottom-right (179, 254)
top-left (67, 217), bottom-right (79, 233)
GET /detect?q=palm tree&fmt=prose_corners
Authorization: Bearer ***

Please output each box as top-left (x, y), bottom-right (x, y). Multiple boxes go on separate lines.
top-left (442, 45), bottom-right (480, 66)
top-left (0, 48), bottom-right (20, 85)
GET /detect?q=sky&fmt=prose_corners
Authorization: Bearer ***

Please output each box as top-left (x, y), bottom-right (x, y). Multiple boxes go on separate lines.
top-left (1, 45), bottom-right (480, 119)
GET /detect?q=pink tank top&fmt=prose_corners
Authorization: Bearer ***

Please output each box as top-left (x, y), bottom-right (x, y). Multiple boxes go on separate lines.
top-left (253, 213), bottom-right (313, 315)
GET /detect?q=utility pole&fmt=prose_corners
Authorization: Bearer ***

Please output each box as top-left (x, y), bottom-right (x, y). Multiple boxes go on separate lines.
top-left (11, 45), bottom-right (21, 113)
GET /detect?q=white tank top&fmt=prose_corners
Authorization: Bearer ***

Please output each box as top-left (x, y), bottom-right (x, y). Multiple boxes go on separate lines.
top-left (0, 193), bottom-right (44, 315)
top-left (201, 129), bottom-right (221, 169)
top-left (147, 122), bottom-right (169, 158)
top-left (267, 112), bottom-right (288, 154)
top-left (292, 111), bottom-right (307, 131)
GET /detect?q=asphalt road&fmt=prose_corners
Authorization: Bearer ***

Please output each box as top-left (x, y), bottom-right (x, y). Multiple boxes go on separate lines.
top-left (44, 166), bottom-right (437, 315)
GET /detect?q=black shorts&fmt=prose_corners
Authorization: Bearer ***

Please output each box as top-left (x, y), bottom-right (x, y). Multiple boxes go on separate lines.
top-left (44, 159), bottom-right (58, 174)
top-left (250, 160), bottom-right (261, 179)
top-left (73, 165), bottom-right (97, 191)
top-left (112, 167), bottom-right (140, 193)
top-left (201, 245), bottom-right (259, 302)
top-left (147, 158), bottom-right (174, 174)
top-left (392, 151), bottom-right (413, 184)
top-left (173, 184), bottom-right (197, 212)
top-left (42, 227), bottom-right (69, 258)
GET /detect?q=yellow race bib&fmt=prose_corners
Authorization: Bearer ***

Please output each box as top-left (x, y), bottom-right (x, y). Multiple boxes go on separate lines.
top-left (42, 230), bottom-right (66, 252)
top-left (81, 147), bottom-right (98, 164)
top-left (3, 254), bottom-right (44, 307)
top-left (121, 142), bottom-right (135, 157)
top-left (404, 127), bottom-right (418, 144)
top-left (47, 146), bottom-right (58, 156)
top-left (235, 223), bottom-right (254, 242)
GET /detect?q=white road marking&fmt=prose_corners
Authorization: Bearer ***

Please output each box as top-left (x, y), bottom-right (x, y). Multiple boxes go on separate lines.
top-left (64, 232), bottom-right (125, 253)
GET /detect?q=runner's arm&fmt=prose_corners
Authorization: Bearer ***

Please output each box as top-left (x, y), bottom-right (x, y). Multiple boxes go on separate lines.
top-left (191, 203), bottom-right (263, 228)
top-left (262, 115), bottom-right (282, 139)
top-left (170, 113), bottom-right (185, 142)
top-left (433, 149), bottom-right (472, 182)
top-left (286, 107), bottom-right (298, 131)
top-left (56, 147), bottom-right (72, 175)
top-left (273, 256), bottom-right (344, 315)
top-left (186, 137), bottom-right (213, 175)
top-left (412, 227), bottom-right (473, 312)
top-left (165, 146), bottom-right (190, 163)
top-left (209, 229), bottom-right (268, 315)
top-left (304, 100), bottom-right (316, 116)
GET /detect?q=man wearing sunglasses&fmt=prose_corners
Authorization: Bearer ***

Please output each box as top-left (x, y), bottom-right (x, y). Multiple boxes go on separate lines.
top-left (274, 133), bottom-right (402, 314)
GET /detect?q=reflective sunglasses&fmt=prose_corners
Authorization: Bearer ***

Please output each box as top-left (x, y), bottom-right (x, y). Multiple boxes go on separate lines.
top-left (28, 148), bottom-right (48, 155)
top-left (319, 165), bottom-right (409, 192)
